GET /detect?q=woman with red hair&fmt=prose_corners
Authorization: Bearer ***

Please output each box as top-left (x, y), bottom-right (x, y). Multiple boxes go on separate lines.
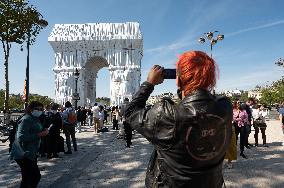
top-left (125, 50), bottom-right (232, 188)
top-left (176, 51), bottom-right (218, 97)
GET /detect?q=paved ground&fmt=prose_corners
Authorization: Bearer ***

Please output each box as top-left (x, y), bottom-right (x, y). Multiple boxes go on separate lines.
top-left (0, 118), bottom-right (283, 188)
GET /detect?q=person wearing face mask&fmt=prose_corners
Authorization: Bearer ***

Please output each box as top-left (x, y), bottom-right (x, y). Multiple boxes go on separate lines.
top-left (10, 101), bottom-right (49, 188)
top-left (125, 51), bottom-right (232, 188)
top-left (46, 103), bottom-right (63, 159)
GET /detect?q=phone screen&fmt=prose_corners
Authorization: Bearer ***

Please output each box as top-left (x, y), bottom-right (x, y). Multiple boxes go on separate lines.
top-left (163, 69), bottom-right (176, 79)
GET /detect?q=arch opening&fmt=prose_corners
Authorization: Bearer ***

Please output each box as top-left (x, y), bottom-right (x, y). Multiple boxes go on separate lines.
top-left (83, 56), bottom-right (108, 106)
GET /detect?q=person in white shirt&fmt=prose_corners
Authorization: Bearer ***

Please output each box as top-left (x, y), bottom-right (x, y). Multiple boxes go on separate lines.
top-left (98, 105), bottom-right (104, 130)
top-left (92, 103), bottom-right (100, 133)
top-left (252, 104), bottom-right (268, 147)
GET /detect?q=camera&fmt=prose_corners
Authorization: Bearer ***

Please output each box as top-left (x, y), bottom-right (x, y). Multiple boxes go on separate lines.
top-left (163, 69), bottom-right (176, 79)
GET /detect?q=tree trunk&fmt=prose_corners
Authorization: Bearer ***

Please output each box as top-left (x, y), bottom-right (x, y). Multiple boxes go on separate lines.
top-left (3, 42), bottom-right (10, 111)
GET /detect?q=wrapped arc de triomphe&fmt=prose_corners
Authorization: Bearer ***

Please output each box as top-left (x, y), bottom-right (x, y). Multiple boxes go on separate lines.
top-left (48, 22), bottom-right (143, 107)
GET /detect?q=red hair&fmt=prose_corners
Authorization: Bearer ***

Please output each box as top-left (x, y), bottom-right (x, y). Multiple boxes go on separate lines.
top-left (176, 51), bottom-right (218, 96)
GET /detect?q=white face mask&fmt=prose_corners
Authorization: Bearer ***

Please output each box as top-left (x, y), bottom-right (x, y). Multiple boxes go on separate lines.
top-left (32, 110), bottom-right (43, 117)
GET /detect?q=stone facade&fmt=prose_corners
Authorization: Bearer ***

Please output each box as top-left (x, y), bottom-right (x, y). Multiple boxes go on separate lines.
top-left (48, 22), bottom-right (143, 106)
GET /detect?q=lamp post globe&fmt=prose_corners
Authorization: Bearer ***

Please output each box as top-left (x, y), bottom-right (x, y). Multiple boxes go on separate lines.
top-left (198, 31), bottom-right (224, 58)
top-left (275, 58), bottom-right (284, 67)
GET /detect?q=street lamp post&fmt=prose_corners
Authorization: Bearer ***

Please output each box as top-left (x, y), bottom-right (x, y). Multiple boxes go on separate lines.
top-left (198, 31), bottom-right (224, 95)
top-left (74, 68), bottom-right (80, 109)
top-left (198, 31), bottom-right (224, 58)
top-left (24, 34), bottom-right (30, 109)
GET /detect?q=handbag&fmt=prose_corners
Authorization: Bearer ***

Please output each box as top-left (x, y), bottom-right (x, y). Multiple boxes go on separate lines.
top-left (254, 118), bottom-right (266, 128)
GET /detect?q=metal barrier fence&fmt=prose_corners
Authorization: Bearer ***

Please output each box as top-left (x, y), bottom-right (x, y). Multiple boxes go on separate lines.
top-left (0, 113), bottom-right (24, 123)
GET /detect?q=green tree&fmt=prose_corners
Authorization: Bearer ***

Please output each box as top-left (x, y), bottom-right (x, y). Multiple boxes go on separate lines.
top-left (96, 97), bottom-right (111, 106)
top-left (0, 0), bottom-right (47, 111)
top-left (259, 88), bottom-right (277, 107)
top-left (21, 4), bottom-right (48, 107)
top-left (239, 91), bottom-right (248, 102)
top-left (0, 90), bottom-right (52, 111)
top-left (1, 0), bottom-right (29, 110)
top-left (29, 94), bottom-right (52, 108)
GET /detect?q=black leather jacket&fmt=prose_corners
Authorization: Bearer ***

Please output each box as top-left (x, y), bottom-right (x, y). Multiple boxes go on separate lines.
top-left (125, 82), bottom-right (233, 188)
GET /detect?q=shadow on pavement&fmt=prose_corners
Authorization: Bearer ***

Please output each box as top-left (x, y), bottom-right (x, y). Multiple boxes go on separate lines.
top-left (224, 144), bottom-right (284, 188)
top-left (1, 125), bottom-right (152, 188)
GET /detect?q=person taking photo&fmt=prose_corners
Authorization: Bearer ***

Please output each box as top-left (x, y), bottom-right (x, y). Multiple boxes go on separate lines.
top-left (125, 51), bottom-right (232, 188)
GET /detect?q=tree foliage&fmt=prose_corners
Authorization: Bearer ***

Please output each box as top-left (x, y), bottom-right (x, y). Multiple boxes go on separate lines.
top-left (0, 89), bottom-right (52, 111)
top-left (95, 97), bottom-right (110, 106)
top-left (0, 0), bottom-right (48, 110)
top-left (259, 76), bottom-right (284, 106)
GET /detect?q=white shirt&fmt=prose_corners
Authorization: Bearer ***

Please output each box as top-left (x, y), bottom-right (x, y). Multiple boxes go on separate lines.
top-left (252, 108), bottom-right (266, 121)
top-left (92, 106), bottom-right (100, 118)
top-left (99, 111), bottom-right (104, 121)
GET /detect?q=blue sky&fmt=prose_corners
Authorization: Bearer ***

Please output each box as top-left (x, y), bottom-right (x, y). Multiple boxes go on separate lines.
top-left (1, 0), bottom-right (284, 98)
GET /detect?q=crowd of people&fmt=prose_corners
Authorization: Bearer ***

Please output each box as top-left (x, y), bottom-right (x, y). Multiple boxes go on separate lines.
top-left (7, 50), bottom-right (284, 188)
top-left (9, 99), bottom-right (133, 187)
top-left (225, 98), bottom-right (270, 169)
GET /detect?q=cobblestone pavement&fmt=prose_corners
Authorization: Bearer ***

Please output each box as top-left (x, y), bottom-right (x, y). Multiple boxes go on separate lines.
top-left (0, 119), bottom-right (283, 188)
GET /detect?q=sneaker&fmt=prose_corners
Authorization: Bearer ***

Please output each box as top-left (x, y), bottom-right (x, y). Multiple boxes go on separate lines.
top-left (64, 151), bottom-right (72, 154)
top-left (263, 144), bottom-right (269, 147)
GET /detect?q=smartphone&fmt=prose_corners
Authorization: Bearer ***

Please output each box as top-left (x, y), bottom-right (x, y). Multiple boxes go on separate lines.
top-left (48, 124), bottom-right (54, 131)
top-left (163, 69), bottom-right (176, 79)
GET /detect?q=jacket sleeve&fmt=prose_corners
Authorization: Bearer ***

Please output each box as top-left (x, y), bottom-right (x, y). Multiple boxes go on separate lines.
top-left (17, 118), bottom-right (38, 143)
top-left (125, 81), bottom-right (176, 149)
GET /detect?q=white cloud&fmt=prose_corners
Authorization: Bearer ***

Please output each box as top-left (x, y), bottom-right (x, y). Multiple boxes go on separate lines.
top-left (226, 20), bottom-right (284, 38)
